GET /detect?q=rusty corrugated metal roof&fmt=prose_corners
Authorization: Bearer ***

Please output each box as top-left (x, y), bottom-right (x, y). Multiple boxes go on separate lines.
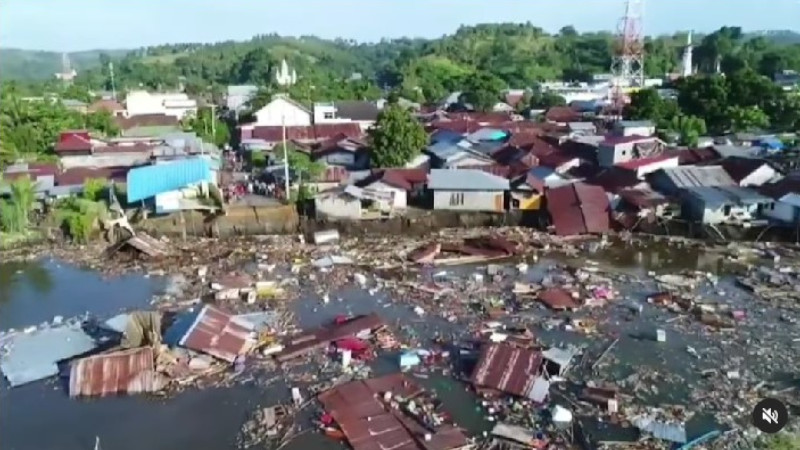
top-left (178, 305), bottom-right (256, 362)
top-left (319, 374), bottom-right (468, 450)
top-left (538, 288), bottom-right (580, 310)
top-left (276, 314), bottom-right (384, 362)
top-left (69, 347), bottom-right (165, 397)
top-left (470, 343), bottom-right (543, 398)
top-left (546, 183), bottom-right (610, 236)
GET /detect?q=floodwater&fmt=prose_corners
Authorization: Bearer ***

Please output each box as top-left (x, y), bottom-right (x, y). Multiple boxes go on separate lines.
top-left (0, 243), bottom-right (798, 450)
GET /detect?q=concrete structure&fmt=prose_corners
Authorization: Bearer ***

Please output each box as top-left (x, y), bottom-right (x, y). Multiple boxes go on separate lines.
top-left (428, 169), bottom-right (508, 212)
top-left (681, 31), bottom-right (695, 78)
top-left (253, 96), bottom-right (311, 127)
top-left (613, 120), bottom-right (655, 137)
top-left (597, 136), bottom-right (660, 167)
top-left (682, 186), bottom-right (773, 225)
top-left (124, 91), bottom-right (197, 120)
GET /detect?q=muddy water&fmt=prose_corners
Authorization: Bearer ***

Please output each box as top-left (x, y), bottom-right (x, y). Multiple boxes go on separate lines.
top-left (0, 245), bottom-right (798, 450)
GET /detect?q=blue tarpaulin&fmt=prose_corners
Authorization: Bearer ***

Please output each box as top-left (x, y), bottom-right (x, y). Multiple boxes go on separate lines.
top-left (126, 158), bottom-right (212, 203)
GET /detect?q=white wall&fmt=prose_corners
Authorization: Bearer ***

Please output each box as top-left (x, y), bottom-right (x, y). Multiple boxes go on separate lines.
top-left (125, 91), bottom-right (197, 119)
top-left (365, 181), bottom-right (407, 209)
top-left (254, 98), bottom-right (312, 127)
top-left (313, 104), bottom-right (348, 124)
top-left (739, 164), bottom-right (779, 187)
top-left (60, 152), bottom-right (151, 169)
top-left (764, 201), bottom-right (799, 223)
top-left (633, 157), bottom-right (680, 178)
top-left (432, 190), bottom-right (504, 212)
top-left (620, 125), bottom-right (655, 137)
top-left (315, 195), bottom-right (362, 219)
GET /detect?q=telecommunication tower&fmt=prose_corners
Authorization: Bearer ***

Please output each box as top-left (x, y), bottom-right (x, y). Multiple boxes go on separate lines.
top-left (609, 0), bottom-right (645, 119)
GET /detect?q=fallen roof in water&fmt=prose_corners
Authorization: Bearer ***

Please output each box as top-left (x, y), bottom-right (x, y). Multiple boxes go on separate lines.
top-left (69, 347), bottom-right (168, 398)
top-left (163, 305), bottom-right (256, 363)
top-left (0, 325), bottom-right (98, 387)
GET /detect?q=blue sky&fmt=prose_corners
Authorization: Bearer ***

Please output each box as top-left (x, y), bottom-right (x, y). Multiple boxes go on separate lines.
top-left (1, 0), bottom-right (798, 51)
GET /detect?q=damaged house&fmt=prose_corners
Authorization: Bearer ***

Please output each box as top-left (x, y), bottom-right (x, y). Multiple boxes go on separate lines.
top-left (428, 169), bottom-right (509, 212)
top-left (682, 185), bottom-right (774, 226)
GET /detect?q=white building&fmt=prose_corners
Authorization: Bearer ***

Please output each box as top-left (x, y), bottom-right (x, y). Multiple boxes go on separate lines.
top-left (764, 193), bottom-right (800, 224)
top-left (428, 169), bottom-right (509, 212)
top-left (125, 91), bottom-right (198, 120)
top-left (253, 95), bottom-right (312, 127)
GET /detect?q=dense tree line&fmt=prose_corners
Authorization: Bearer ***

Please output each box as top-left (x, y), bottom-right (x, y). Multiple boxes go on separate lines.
top-left (54, 25), bottom-right (800, 107)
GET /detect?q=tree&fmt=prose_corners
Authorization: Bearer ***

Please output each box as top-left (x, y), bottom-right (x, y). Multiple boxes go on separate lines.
top-left (368, 104), bottom-right (427, 168)
top-left (459, 71), bottom-right (505, 112)
top-left (0, 177), bottom-right (36, 234)
top-left (667, 114), bottom-right (707, 147)
top-left (625, 88), bottom-right (679, 126)
top-left (727, 106), bottom-right (770, 132)
top-left (234, 48), bottom-right (278, 85)
top-left (529, 90), bottom-right (567, 109)
top-left (82, 178), bottom-right (107, 202)
top-left (184, 107), bottom-right (231, 147)
top-left (676, 75), bottom-right (731, 133)
top-left (279, 144), bottom-right (323, 183)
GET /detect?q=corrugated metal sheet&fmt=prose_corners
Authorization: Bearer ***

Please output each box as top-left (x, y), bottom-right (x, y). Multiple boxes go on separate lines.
top-left (0, 326), bottom-right (97, 387)
top-left (660, 165), bottom-right (735, 189)
top-left (574, 183), bottom-right (611, 233)
top-left (126, 158), bottom-right (212, 203)
top-left (69, 347), bottom-right (165, 397)
top-left (470, 343), bottom-right (543, 398)
top-left (174, 305), bottom-right (256, 362)
top-left (319, 374), bottom-right (468, 450)
top-left (633, 415), bottom-right (687, 443)
top-left (538, 288), bottom-right (579, 310)
top-left (546, 183), bottom-right (610, 235)
top-left (276, 314), bottom-right (384, 362)
top-left (428, 169), bottom-right (509, 191)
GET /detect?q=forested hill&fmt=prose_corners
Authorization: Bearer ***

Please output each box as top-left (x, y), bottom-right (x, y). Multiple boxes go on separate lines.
top-left (2, 25), bottom-right (800, 105)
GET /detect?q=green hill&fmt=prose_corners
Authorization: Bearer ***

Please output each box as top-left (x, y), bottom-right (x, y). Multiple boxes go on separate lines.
top-left (0, 48), bottom-right (130, 80)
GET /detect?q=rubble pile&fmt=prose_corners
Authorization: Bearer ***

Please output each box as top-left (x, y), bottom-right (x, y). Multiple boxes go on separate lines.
top-left (1, 227), bottom-right (799, 449)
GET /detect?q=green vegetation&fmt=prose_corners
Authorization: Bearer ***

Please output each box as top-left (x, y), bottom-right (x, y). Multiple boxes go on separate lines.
top-left (762, 432), bottom-right (800, 450)
top-left (0, 177), bottom-right (36, 234)
top-left (368, 104), bottom-right (428, 168)
top-left (82, 178), bottom-right (107, 202)
top-left (0, 83), bottom-right (119, 163)
top-left (627, 68), bottom-right (800, 135)
top-left (55, 196), bottom-right (106, 243)
top-left (183, 107), bottom-right (231, 147)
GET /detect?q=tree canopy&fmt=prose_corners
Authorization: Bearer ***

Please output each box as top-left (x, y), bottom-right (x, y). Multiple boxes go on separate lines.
top-left (368, 105), bottom-right (427, 168)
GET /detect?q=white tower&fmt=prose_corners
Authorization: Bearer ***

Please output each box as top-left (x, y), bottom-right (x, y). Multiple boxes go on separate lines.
top-left (681, 31), bottom-right (694, 78)
top-left (275, 59), bottom-right (296, 87)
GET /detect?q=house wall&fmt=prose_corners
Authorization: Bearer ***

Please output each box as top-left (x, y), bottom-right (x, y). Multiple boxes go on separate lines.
top-left (648, 171), bottom-right (680, 196)
top-left (254, 98), bottom-right (312, 127)
top-left (315, 195), bottom-right (362, 219)
top-left (154, 182), bottom-right (208, 213)
top-left (764, 201), bottom-right (800, 223)
top-left (511, 192), bottom-right (542, 210)
top-left (60, 152), bottom-right (151, 169)
top-left (739, 164), bottom-right (778, 187)
top-left (683, 195), bottom-right (767, 224)
top-left (432, 190), bottom-right (504, 212)
top-left (598, 143), bottom-right (636, 167)
top-left (365, 181), bottom-right (407, 209)
top-left (125, 91), bottom-right (196, 119)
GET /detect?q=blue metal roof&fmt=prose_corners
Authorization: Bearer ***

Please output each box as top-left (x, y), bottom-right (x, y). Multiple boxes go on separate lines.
top-left (127, 158), bottom-right (212, 203)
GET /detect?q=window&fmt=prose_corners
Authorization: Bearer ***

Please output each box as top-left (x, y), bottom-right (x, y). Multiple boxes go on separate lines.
top-left (323, 112), bottom-right (334, 119)
top-left (449, 192), bottom-right (465, 206)
top-left (723, 205), bottom-right (731, 215)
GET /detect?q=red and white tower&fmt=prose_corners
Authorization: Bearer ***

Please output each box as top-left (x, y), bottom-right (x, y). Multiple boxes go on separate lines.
top-left (609, 0), bottom-right (645, 119)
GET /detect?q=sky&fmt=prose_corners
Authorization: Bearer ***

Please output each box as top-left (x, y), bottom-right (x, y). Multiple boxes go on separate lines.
top-left (1, 0), bottom-right (799, 52)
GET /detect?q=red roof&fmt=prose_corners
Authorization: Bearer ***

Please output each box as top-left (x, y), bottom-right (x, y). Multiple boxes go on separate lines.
top-left (470, 343), bottom-right (543, 397)
top-left (357, 168), bottom-right (428, 191)
top-left (587, 167), bottom-right (641, 193)
top-left (55, 131), bottom-right (93, 153)
top-left (538, 288), bottom-right (580, 310)
top-left (545, 106), bottom-right (581, 123)
top-left (665, 147), bottom-right (720, 165)
top-left (251, 123), bottom-right (363, 142)
top-left (546, 182), bottom-right (610, 235)
top-left (446, 112), bottom-right (513, 123)
top-left (3, 163), bottom-right (59, 181)
top-left (55, 166), bottom-right (130, 186)
top-left (426, 120), bottom-right (483, 134)
top-left (615, 154), bottom-right (676, 170)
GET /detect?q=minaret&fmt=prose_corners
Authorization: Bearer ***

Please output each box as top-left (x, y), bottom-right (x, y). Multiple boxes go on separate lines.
top-left (681, 31), bottom-right (694, 78)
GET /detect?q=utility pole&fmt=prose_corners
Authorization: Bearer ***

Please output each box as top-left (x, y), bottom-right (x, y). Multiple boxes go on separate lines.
top-left (282, 114), bottom-right (290, 200)
top-left (209, 104), bottom-right (217, 140)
